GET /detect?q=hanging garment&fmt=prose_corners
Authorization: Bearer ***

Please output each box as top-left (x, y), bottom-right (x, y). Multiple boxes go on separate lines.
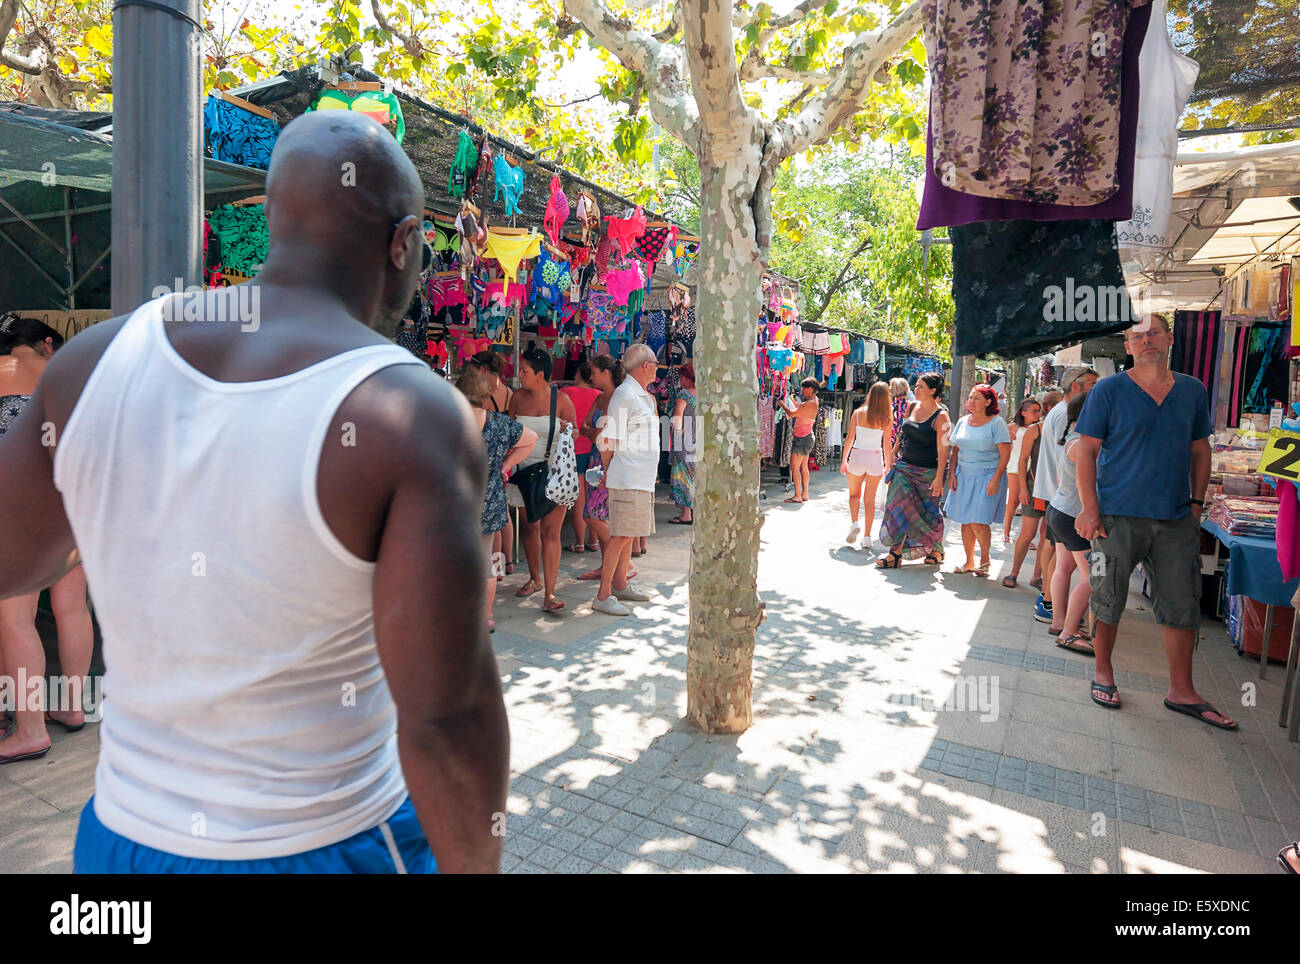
top-left (673, 240), bottom-right (700, 277)
top-left (203, 219), bottom-right (223, 287)
top-left (306, 88), bottom-right (405, 143)
top-left (203, 95), bottom-right (281, 170)
top-left (544, 175), bottom-right (570, 246)
top-left (448, 130), bottom-right (479, 198)
top-left (633, 225), bottom-right (678, 266)
top-left (779, 412), bottom-right (794, 467)
top-left (531, 249), bottom-right (572, 309)
top-left (950, 218), bottom-right (1133, 357)
top-left (916, 2), bottom-right (1150, 230)
top-left (427, 276), bottom-right (468, 310)
top-left (483, 230), bottom-right (541, 294)
top-left (574, 190), bottom-right (602, 247)
top-left (604, 262), bottom-right (645, 306)
top-left (861, 339), bottom-right (879, 365)
top-left (644, 310), bottom-right (669, 360)
top-left (1241, 323), bottom-right (1288, 415)
top-left (811, 405), bottom-right (830, 467)
top-left (1115, 0), bottom-right (1200, 250)
top-left (759, 401), bottom-right (775, 458)
top-left (605, 206), bottom-right (647, 257)
top-left (493, 154), bottom-right (525, 217)
top-left (206, 203), bottom-right (269, 276)
top-left (1224, 321), bottom-right (1250, 429)
top-left (924, 0), bottom-right (1148, 205)
top-left (395, 290), bottom-right (430, 358)
top-left (1170, 311), bottom-right (1223, 396)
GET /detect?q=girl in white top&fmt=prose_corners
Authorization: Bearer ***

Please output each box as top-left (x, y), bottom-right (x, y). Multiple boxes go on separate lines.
top-left (840, 381), bottom-right (893, 546)
top-left (1002, 397), bottom-right (1042, 543)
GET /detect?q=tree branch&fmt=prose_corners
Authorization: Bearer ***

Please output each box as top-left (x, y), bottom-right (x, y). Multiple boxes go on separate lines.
top-left (737, 0), bottom-right (834, 82)
top-left (806, 234), bottom-right (872, 323)
top-left (370, 0), bottom-right (423, 59)
top-left (652, 0), bottom-right (682, 41)
top-left (743, 62), bottom-right (833, 85)
top-left (682, 0), bottom-right (746, 124)
top-left (0, 0), bottom-right (45, 74)
top-left (774, 0), bottom-right (923, 158)
top-left (563, 0), bottom-right (699, 146)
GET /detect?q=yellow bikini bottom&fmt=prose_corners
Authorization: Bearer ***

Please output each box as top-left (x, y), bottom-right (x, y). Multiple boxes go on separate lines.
top-left (484, 231), bottom-right (542, 294)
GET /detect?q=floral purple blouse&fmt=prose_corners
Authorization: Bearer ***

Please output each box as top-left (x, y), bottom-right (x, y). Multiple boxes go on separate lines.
top-left (924, 0), bottom-right (1152, 205)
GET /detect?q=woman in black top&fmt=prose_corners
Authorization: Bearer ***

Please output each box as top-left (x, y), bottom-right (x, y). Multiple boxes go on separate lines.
top-left (878, 373), bottom-right (951, 568)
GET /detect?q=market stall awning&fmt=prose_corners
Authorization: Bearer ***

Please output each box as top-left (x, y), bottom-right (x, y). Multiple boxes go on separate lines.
top-left (1122, 141), bottom-right (1300, 313)
top-left (0, 108), bottom-right (268, 310)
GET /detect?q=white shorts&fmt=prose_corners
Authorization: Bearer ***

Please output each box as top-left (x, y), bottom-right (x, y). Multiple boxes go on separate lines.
top-left (846, 448), bottom-right (884, 477)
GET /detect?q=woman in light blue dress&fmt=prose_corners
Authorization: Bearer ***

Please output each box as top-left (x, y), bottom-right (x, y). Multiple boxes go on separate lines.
top-left (945, 385), bottom-right (1012, 576)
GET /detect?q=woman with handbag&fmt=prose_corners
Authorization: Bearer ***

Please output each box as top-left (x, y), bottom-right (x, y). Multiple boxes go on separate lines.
top-left (508, 348), bottom-right (577, 614)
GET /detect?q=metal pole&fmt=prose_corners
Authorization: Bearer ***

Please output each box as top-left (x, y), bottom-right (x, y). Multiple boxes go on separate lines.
top-left (64, 187), bottom-right (76, 310)
top-left (111, 0), bottom-right (203, 315)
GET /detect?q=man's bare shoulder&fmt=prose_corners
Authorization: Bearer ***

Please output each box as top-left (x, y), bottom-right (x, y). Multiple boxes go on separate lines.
top-left (337, 361), bottom-right (481, 468)
top-left (38, 315), bottom-right (133, 426)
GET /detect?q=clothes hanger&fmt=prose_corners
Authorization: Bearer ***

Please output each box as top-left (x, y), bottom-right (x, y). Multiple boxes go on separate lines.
top-left (214, 89), bottom-right (275, 120)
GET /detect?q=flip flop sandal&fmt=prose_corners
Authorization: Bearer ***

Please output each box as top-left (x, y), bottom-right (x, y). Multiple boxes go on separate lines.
top-left (44, 713), bottom-right (86, 733)
top-left (1090, 681), bottom-right (1121, 709)
top-left (924, 552), bottom-right (944, 566)
top-left (668, 518), bottom-right (693, 525)
top-left (543, 595), bottom-right (566, 615)
top-left (515, 579), bottom-right (542, 598)
top-left (585, 543), bottom-right (600, 552)
top-left (1056, 635), bottom-right (1096, 657)
top-left (1001, 575), bottom-right (1018, 588)
top-left (577, 569), bottom-right (602, 581)
top-left (566, 544), bottom-right (586, 553)
top-left (1163, 698), bottom-right (1238, 731)
top-left (876, 551), bottom-right (902, 569)
top-left (973, 563), bottom-right (990, 578)
top-left (505, 563), bottom-right (515, 576)
top-left (1029, 578), bottom-right (1042, 590)
top-left (1278, 842), bottom-right (1299, 874)
top-left (0, 744), bottom-right (51, 764)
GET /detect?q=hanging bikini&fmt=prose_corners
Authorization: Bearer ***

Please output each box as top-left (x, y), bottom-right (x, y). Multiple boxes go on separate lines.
top-left (543, 175), bottom-right (569, 246)
top-left (604, 206), bottom-right (647, 257)
top-left (448, 130), bottom-right (479, 198)
top-left (483, 229), bottom-right (541, 296)
top-left (574, 190), bottom-right (601, 247)
top-left (493, 153), bottom-right (525, 217)
top-left (306, 87), bottom-right (405, 143)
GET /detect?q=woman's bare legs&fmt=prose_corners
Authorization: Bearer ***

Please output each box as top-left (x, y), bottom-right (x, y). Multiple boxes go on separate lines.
top-left (788, 454), bottom-right (808, 501)
top-left (960, 524), bottom-right (976, 570)
top-left (1058, 549), bottom-right (1093, 639)
top-left (1002, 479), bottom-right (1019, 541)
top-left (483, 533), bottom-right (499, 624)
top-left (1031, 517), bottom-right (1047, 584)
top-left (540, 505), bottom-right (567, 598)
top-left (861, 473), bottom-right (883, 539)
top-left (0, 592), bottom-right (50, 756)
top-left (1049, 547), bottom-right (1077, 634)
top-left (571, 475), bottom-right (589, 549)
top-left (846, 470), bottom-right (864, 524)
top-left (47, 566), bottom-right (91, 727)
top-left (521, 518), bottom-right (542, 586)
top-left (1010, 512), bottom-right (1037, 581)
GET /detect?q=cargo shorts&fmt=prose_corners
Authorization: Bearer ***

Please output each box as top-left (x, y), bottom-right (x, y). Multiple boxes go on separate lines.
top-left (1088, 513), bottom-right (1201, 630)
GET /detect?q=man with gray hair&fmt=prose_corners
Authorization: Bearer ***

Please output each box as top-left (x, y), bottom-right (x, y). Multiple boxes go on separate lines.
top-left (593, 343), bottom-right (661, 616)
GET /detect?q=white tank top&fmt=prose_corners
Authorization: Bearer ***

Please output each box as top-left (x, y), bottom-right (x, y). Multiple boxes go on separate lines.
top-left (1008, 427), bottom-right (1026, 474)
top-left (852, 425), bottom-right (884, 453)
top-left (53, 297), bottom-right (424, 859)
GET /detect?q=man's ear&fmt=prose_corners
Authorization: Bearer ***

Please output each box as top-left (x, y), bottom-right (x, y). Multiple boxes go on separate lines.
top-left (390, 214), bottom-right (420, 270)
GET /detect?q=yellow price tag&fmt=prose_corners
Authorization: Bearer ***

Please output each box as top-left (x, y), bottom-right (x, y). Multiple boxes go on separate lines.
top-left (1257, 429), bottom-right (1300, 482)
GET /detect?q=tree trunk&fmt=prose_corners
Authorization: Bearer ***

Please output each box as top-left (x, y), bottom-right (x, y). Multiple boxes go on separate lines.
top-left (686, 126), bottom-right (768, 734)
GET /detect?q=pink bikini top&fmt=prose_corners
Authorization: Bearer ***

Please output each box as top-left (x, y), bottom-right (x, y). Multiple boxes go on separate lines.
top-left (604, 262), bottom-right (645, 306)
top-left (604, 206), bottom-right (647, 257)
top-left (544, 175), bottom-right (569, 246)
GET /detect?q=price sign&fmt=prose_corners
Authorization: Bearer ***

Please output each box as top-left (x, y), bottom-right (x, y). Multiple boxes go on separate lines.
top-left (1257, 429), bottom-right (1300, 482)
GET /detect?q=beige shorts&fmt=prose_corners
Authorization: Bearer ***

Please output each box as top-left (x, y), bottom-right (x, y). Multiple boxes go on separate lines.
top-left (608, 488), bottom-right (656, 538)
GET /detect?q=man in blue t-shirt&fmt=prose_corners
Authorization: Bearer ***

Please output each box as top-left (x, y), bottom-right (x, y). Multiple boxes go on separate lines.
top-left (1074, 314), bottom-right (1235, 730)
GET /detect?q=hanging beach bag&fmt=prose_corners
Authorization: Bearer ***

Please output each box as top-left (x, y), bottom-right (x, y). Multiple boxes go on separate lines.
top-left (545, 421), bottom-right (580, 508)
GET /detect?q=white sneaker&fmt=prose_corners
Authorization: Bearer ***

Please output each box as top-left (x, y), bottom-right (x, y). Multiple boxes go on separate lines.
top-left (846, 523), bottom-right (861, 545)
top-left (613, 583), bottom-right (652, 602)
top-left (593, 595), bottom-right (631, 616)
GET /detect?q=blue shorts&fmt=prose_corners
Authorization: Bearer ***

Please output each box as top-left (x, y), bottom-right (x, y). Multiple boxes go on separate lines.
top-left (74, 795), bottom-right (437, 874)
top-left (575, 452), bottom-right (591, 473)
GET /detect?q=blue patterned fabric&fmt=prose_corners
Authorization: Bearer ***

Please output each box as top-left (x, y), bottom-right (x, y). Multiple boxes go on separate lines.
top-left (204, 96), bottom-right (280, 170)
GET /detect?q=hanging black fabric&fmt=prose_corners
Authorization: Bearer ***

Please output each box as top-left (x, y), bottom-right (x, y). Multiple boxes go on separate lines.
top-left (1171, 310), bottom-right (1223, 394)
top-left (951, 218), bottom-right (1133, 357)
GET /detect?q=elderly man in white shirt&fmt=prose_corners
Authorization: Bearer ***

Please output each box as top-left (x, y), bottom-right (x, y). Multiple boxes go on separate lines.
top-left (593, 343), bottom-right (662, 616)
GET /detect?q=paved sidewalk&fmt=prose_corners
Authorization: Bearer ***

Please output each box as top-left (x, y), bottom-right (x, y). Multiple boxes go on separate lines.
top-left (3, 470), bottom-right (1297, 872)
